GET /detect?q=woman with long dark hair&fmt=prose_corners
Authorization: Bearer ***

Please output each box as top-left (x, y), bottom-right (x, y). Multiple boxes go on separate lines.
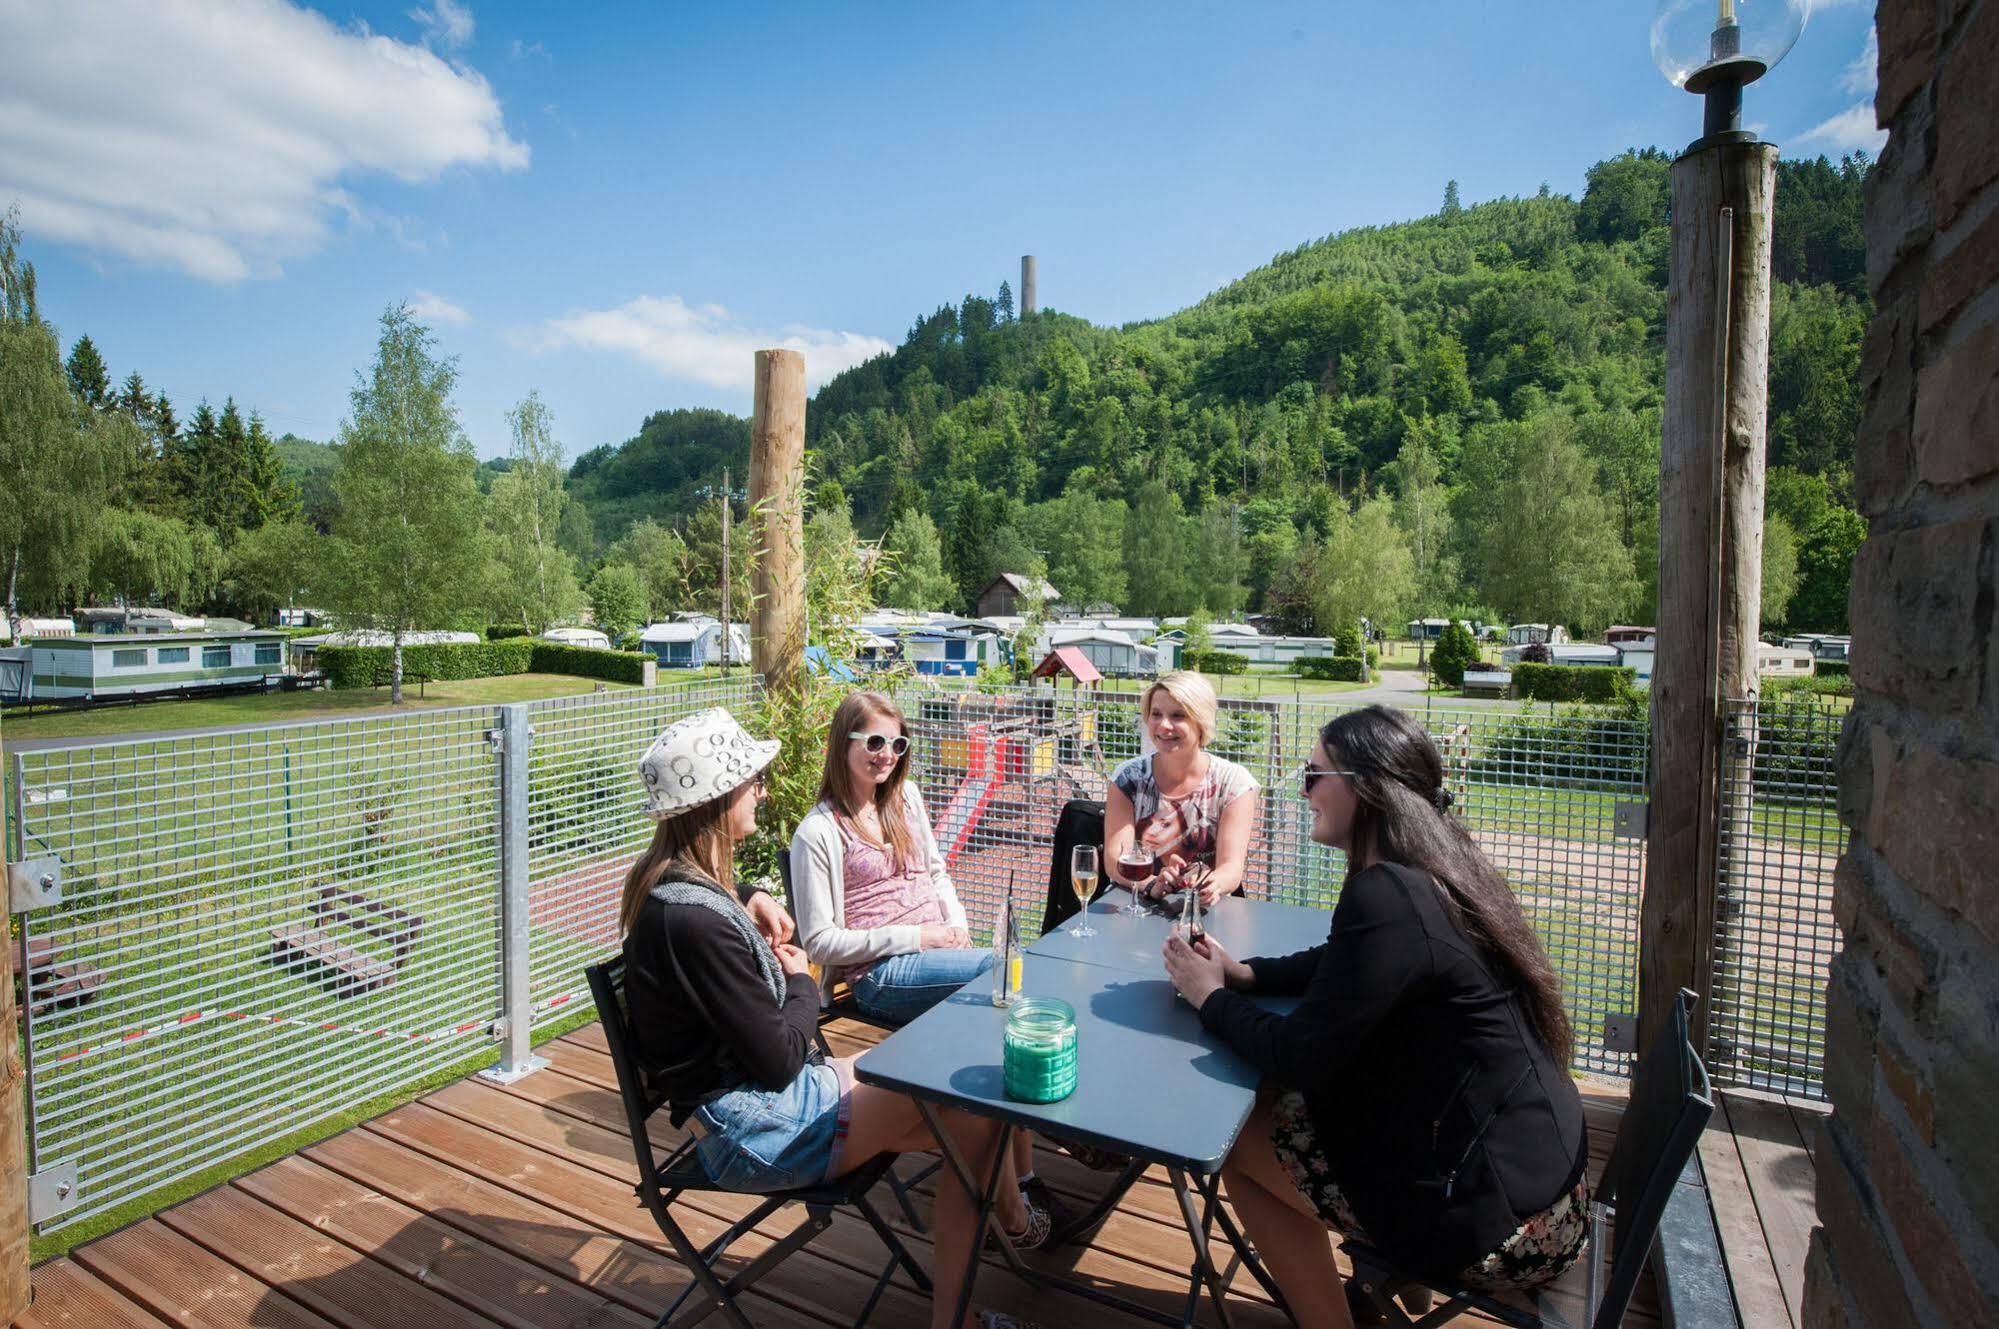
top-left (620, 708), bottom-right (1051, 1329)
top-left (1162, 705), bottom-right (1587, 1328)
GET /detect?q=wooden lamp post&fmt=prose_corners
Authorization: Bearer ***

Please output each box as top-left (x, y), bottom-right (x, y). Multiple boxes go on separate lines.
top-left (1639, 0), bottom-right (1804, 1071)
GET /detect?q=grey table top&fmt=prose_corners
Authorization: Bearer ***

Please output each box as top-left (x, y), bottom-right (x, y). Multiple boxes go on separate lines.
top-left (853, 950), bottom-right (1264, 1171)
top-left (1028, 888), bottom-right (1334, 978)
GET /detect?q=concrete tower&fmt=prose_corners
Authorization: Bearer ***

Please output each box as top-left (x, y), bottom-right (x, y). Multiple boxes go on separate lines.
top-left (1020, 255), bottom-right (1037, 316)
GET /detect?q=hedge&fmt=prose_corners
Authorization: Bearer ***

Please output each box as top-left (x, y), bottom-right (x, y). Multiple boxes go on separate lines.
top-left (1294, 656), bottom-right (1367, 681)
top-left (485, 625), bottom-right (532, 640)
top-left (319, 638), bottom-right (535, 689)
top-left (1763, 673), bottom-right (1852, 700)
top-left (1812, 659), bottom-right (1849, 679)
top-left (1185, 649), bottom-right (1250, 675)
top-left (1512, 663), bottom-right (1636, 703)
top-left (529, 641), bottom-right (651, 684)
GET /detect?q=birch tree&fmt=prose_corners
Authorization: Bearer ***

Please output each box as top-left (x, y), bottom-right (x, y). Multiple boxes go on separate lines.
top-left (327, 305), bottom-right (485, 702)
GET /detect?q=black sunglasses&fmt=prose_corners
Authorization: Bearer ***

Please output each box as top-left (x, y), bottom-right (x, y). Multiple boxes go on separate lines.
top-left (849, 731), bottom-right (910, 757)
top-left (1299, 765), bottom-right (1358, 794)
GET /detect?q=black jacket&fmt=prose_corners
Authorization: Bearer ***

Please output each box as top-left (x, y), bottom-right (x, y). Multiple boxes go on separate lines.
top-left (622, 866), bottom-right (822, 1124)
top-left (1198, 861), bottom-right (1587, 1277)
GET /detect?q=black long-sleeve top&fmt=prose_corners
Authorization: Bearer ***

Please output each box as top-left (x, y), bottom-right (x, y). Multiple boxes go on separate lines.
top-left (623, 866), bottom-right (821, 1124)
top-left (1198, 861), bottom-right (1587, 1277)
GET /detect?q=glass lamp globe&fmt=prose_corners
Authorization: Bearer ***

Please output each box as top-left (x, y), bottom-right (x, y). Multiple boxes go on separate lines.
top-left (1651, 0), bottom-right (1808, 93)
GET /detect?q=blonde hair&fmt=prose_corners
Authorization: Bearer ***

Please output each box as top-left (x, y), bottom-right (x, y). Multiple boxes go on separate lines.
top-left (619, 795), bottom-right (737, 934)
top-left (818, 691), bottom-right (918, 869)
top-left (1141, 670), bottom-right (1219, 748)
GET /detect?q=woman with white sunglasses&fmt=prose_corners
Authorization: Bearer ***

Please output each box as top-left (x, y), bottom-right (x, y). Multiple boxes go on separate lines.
top-left (790, 690), bottom-right (989, 1024)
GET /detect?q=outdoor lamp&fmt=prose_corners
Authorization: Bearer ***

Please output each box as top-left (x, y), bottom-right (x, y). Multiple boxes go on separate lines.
top-left (1651, 0), bottom-right (1808, 148)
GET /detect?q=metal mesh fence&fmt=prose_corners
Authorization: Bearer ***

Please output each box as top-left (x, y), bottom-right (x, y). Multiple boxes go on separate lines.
top-left (521, 675), bottom-right (761, 1029)
top-left (11, 705), bottom-right (504, 1233)
top-left (1710, 698), bottom-right (1846, 1099)
top-left (890, 682), bottom-right (1647, 1076)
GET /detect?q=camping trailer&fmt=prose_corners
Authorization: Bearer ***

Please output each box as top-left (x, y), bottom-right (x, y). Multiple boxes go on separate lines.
top-left (0, 629), bottom-right (290, 704)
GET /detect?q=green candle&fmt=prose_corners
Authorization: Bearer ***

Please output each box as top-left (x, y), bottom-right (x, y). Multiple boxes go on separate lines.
top-left (1003, 997), bottom-right (1078, 1102)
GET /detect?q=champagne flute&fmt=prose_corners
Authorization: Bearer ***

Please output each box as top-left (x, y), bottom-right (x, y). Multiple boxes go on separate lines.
top-left (1117, 845), bottom-right (1157, 917)
top-left (1068, 844), bottom-right (1099, 939)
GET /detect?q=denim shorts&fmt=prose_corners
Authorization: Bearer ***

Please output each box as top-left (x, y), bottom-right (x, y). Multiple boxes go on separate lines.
top-left (851, 946), bottom-right (994, 1025)
top-left (692, 1058), bottom-right (852, 1193)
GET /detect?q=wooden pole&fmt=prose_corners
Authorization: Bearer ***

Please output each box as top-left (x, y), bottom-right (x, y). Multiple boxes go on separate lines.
top-left (1, 702), bottom-right (31, 1318)
top-left (720, 467), bottom-right (731, 678)
top-left (748, 350), bottom-right (807, 693)
top-left (1642, 141), bottom-right (1775, 1067)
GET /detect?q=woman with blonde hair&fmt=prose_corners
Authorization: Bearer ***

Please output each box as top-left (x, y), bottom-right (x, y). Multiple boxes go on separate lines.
top-left (791, 691), bottom-right (986, 1024)
top-left (619, 707), bottom-right (1050, 1329)
top-left (1105, 670), bottom-right (1260, 905)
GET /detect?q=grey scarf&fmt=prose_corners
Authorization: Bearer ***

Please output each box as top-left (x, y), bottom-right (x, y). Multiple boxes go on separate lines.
top-left (649, 874), bottom-right (786, 1006)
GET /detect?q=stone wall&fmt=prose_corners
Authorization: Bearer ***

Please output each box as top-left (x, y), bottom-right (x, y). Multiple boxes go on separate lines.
top-left (1809, 1), bottom-right (1999, 1325)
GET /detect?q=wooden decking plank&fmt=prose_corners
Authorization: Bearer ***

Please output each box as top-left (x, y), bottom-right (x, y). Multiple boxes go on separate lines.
top-left (1697, 1111), bottom-right (1793, 1329)
top-left (19, 1258), bottom-right (170, 1329)
top-left (424, 1075), bottom-right (1282, 1328)
top-left (369, 1099), bottom-right (906, 1328)
top-left (1720, 1093), bottom-right (1816, 1328)
top-left (70, 1218), bottom-right (340, 1329)
top-left (233, 1153), bottom-right (649, 1329)
top-left (301, 1127), bottom-right (703, 1323)
top-left (1783, 1094), bottom-right (1828, 1168)
top-left (156, 1185), bottom-right (499, 1329)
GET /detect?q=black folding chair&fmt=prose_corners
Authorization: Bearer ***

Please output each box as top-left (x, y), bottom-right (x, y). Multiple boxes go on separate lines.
top-left (780, 847), bottom-right (942, 1230)
top-left (1040, 797), bottom-right (1107, 935)
top-left (1343, 988), bottom-right (1715, 1329)
top-left (585, 958), bottom-right (931, 1329)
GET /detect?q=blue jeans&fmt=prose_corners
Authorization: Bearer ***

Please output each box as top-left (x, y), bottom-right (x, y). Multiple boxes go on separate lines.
top-left (851, 947), bottom-right (994, 1025)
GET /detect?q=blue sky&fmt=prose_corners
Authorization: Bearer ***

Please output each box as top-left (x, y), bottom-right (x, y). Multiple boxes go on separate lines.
top-left (3, 0), bottom-right (1882, 462)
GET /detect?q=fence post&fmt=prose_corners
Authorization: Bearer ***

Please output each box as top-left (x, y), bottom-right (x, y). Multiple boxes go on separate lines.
top-left (1, 735), bottom-right (31, 1318)
top-left (481, 703), bottom-right (548, 1084)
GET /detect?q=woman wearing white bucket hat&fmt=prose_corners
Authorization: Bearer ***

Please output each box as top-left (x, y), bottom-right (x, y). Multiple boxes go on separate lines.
top-left (619, 707), bottom-right (1050, 1329)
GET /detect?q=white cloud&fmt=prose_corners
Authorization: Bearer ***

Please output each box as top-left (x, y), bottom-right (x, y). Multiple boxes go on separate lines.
top-left (0, 0), bottom-right (528, 282)
top-left (509, 38), bottom-right (548, 60)
top-left (409, 289), bottom-right (470, 325)
top-left (527, 296), bottom-right (894, 392)
top-left (1840, 26), bottom-right (1879, 96)
top-left (1797, 102), bottom-right (1888, 155)
top-left (410, 0), bottom-right (475, 51)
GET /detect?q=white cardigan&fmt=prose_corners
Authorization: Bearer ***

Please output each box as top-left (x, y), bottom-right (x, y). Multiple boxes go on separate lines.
top-left (789, 783), bottom-right (969, 1003)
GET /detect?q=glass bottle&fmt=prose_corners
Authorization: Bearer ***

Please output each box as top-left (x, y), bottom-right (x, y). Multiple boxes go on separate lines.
top-left (990, 895), bottom-right (1014, 1008)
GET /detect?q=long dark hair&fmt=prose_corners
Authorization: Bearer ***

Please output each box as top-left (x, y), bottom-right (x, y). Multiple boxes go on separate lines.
top-left (1321, 705), bottom-right (1573, 1065)
top-left (619, 795), bottom-right (735, 935)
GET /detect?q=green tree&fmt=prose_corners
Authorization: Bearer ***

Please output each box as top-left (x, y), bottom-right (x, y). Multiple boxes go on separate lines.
top-left (325, 305), bottom-right (488, 702)
top-left (1576, 148), bottom-right (1671, 244)
top-left (586, 563), bottom-right (647, 643)
top-left (486, 390), bottom-right (580, 633)
top-left (1187, 503), bottom-right (1248, 617)
top-left (878, 508), bottom-right (955, 611)
top-left (1454, 413), bottom-right (1635, 633)
top-left (1761, 514), bottom-right (1800, 630)
top-left (1302, 497), bottom-right (1415, 640)
top-left (1431, 619), bottom-right (1481, 686)
top-left (1441, 179), bottom-right (1463, 218)
top-left (225, 517), bottom-right (322, 620)
top-left (606, 516), bottom-right (692, 620)
top-left (683, 498), bottom-right (755, 619)
top-left (65, 334), bottom-right (110, 410)
top-left (87, 509), bottom-right (208, 606)
top-left (2, 215), bottom-right (126, 614)
top-left (1791, 504), bottom-right (1865, 633)
top-left (1025, 482), bottom-right (1127, 610)
top-left (1122, 480), bottom-right (1191, 616)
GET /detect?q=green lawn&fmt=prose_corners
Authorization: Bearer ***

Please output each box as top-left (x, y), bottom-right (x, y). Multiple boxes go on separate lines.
top-left (0, 672), bottom-right (649, 748)
top-left (1095, 672), bottom-right (1372, 699)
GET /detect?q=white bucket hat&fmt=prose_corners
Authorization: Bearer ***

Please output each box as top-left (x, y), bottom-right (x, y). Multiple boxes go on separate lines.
top-left (636, 707), bottom-right (781, 819)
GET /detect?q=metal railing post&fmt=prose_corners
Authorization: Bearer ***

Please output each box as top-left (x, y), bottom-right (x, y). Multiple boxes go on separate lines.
top-left (481, 703), bottom-right (547, 1084)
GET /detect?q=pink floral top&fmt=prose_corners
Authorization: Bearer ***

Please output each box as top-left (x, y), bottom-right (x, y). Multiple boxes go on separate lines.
top-left (835, 811), bottom-right (949, 980)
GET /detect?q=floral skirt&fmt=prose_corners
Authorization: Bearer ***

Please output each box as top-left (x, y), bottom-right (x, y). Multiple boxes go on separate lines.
top-left (1268, 1088), bottom-right (1590, 1292)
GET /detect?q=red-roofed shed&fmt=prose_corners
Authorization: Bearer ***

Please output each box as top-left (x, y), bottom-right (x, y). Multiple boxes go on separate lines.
top-left (1031, 646), bottom-right (1102, 686)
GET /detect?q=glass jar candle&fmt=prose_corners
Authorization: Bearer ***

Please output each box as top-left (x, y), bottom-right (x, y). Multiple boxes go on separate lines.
top-left (1002, 996), bottom-right (1078, 1103)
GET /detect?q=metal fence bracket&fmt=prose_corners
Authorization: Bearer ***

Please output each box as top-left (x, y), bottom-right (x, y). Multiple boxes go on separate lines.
top-left (1613, 801), bottom-right (1649, 839)
top-left (28, 1165), bottom-right (80, 1223)
top-left (8, 856), bottom-right (62, 911)
top-left (1603, 1014), bottom-right (1640, 1054)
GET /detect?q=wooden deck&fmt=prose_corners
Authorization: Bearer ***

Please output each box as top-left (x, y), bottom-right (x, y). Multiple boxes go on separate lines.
top-left (17, 1018), bottom-right (1817, 1328)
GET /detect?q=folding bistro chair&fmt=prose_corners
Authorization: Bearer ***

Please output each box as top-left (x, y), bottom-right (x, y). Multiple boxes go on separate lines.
top-left (1342, 988), bottom-right (1716, 1329)
top-left (586, 958), bottom-right (931, 1329)
top-left (780, 848), bottom-right (944, 1230)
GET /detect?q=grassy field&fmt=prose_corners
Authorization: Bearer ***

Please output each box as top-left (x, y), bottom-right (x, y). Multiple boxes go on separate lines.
top-left (0, 672), bottom-right (654, 748)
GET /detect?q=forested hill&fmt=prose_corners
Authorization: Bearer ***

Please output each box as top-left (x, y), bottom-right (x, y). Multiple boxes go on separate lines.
top-left (567, 149), bottom-right (1871, 635)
